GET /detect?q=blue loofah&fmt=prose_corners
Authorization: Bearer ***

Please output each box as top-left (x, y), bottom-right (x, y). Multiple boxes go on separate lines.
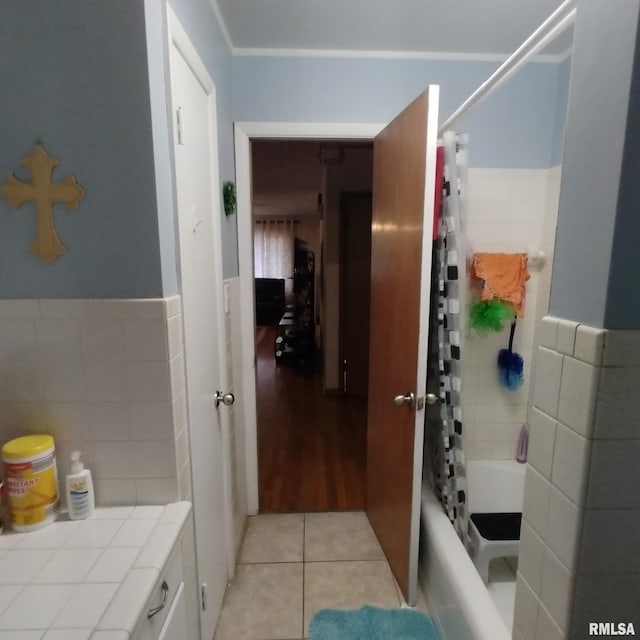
top-left (497, 320), bottom-right (524, 391)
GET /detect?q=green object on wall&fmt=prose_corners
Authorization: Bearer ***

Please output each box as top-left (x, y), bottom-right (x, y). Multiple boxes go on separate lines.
top-left (468, 298), bottom-right (515, 334)
top-left (223, 181), bottom-right (236, 216)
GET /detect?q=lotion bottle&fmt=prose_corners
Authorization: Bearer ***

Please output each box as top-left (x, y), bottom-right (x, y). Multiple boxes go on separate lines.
top-left (66, 451), bottom-right (94, 520)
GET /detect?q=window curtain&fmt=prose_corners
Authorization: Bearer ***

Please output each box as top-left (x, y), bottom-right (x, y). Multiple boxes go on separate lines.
top-left (254, 220), bottom-right (297, 279)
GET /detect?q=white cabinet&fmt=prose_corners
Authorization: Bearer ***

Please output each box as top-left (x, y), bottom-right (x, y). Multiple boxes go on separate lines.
top-left (133, 544), bottom-right (187, 640)
top-left (158, 582), bottom-right (188, 640)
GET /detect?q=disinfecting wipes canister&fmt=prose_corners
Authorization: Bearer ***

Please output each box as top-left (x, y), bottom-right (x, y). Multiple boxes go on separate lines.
top-left (2, 434), bottom-right (59, 531)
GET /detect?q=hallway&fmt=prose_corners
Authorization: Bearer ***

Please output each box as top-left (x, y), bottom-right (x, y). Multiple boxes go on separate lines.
top-left (256, 327), bottom-right (367, 512)
top-left (214, 511), bottom-right (429, 639)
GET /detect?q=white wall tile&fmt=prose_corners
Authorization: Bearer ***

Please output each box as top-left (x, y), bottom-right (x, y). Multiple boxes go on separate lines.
top-left (88, 403), bottom-right (131, 442)
top-left (37, 321), bottom-right (82, 361)
top-left (130, 299), bottom-right (166, 319)
top-left (175, 425), bottom-right (190, 472)
top-left (166, 315), bottom-right (183, 359)
top-left (132, 440), bottom-right (175, 478)
top-left (123, 319), bottom-right (168, 361)
top-left (574, 325), bottom-right (604, 366)
top-left (39, 300), bottom-right (83, 320)
top-left (93, 479), bottom-right (136, 507)
top-left (164, 295), bottom-right (182, 318)
top-left (523, 466), bottom-right (551, 538)
top-left (129, 402), bottom-right (173, 440)
top-left (557, 357), bottom-right (598, 438)
top-left (178, 460), bottom-right (192, 501)
top-left (556, 320), bottom-right (578, 356)
top-left (594, 366), bottom-right (640, 439)
top-left (41, 360), bottom-right (85, 402)
top-left (514, 574), bottom-right (540, 640)
top-left (587, 440), bottom-right (640, 509)
top-left (126, 361), bottom-right (171, 402)
top-left (532, 347), bottom-right (563, 418)
top-left (545, 487), bottom-right (580, 570)
top-left (528, 408), bottom-right (556, 479)
top-left (538, 317), bottom-right (558, 350)
top-left (172, 392), bottom-right (187, 434)
top-left (0, 321), bottom-right (38, 361)
top-left (80, 320), bottom-right (124, 361)
top-left (169, 353), bottom-right (185, 399)
top-left (535, 603), bottom-right (564, 640)
top-left (85, 360), bottom-right (128, 403)
top-left (540, 548), bottom-right (572, 632)
top-left (135, 479), bottom-right (178, 505)
top-left (602, 330), bottom-right (640, 366)
top-left (91, 442), bottom-right (134, 479)
top-left (43, 403), bottom-right (90, 443)
top-left (578, 509), bottom-right (640, 575)
top-left (0, 296), bottom-right (183, 508)
top-left (0, 362), bottom-right (42, 402)
top-left (0, 299), bottom-right (39, 319)
top-left (551, 423), bottom-right (589, 505)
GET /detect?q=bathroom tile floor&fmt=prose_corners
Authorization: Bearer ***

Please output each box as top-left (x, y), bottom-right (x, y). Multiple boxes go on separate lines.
top-left (214, 511), bottom-right (430, 640)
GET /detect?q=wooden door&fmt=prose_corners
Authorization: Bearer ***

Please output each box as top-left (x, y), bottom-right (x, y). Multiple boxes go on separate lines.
top-left (340, 192), bottom-right (372, 399)
top-left (366, 88), bottom-right (439, 605)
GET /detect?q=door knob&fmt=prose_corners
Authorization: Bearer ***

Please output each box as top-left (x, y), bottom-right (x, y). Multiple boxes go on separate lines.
top-left (215, 391), bottom-right (235, 408)
top-left (393, 392), bottom-right (415, 407)
top-left (426, 393), bottom-right (439, 405)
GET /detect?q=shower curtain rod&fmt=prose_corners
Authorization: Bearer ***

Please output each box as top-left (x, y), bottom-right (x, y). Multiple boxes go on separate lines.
top-left (438, 0), bottom-right (577, 135)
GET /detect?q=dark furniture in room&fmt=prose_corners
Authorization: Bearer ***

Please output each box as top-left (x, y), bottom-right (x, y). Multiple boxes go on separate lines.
top-left (254, 277), bottom-right (285, 325)
top-left (274, 239), bottom-right (316, 371)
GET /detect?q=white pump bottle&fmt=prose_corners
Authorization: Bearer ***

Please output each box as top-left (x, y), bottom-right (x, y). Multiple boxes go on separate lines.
top-left (66, 451), bottom-right (95, 520)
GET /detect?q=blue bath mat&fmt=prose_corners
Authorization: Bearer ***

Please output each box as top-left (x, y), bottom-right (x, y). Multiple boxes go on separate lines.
top-left (310, 605), bottom-right (438, 640)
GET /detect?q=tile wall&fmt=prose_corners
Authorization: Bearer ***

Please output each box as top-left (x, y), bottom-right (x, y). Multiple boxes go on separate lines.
top-left (462, 167), bottom-right (561, 460)
top-left (513, 317), bottom-right (640, 640)
top-left (0, 296), bottom-right (188, 507)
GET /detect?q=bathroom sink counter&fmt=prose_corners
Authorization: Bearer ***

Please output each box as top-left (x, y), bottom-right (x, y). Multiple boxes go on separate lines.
top-left (0, 501), bottom-right (192, 639)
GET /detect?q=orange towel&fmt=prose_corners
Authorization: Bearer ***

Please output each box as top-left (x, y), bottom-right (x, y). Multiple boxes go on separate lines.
top-left (471, 253), bottom-right (530, 317)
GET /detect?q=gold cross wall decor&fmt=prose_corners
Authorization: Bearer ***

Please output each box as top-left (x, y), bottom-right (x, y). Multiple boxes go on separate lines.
top-left (2, 145), bottom-right (85, 263)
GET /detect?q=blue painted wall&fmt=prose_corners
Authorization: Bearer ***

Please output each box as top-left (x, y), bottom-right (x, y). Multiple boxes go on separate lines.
top-left (0, 1), bottom-right (163, 298)
top-left (549, 0), bottom-right (640, 328)
top-left (605, 23), bottom-right (640, 329)
top-left (232, 55), bottom-right (567, 169)
top-left (167, 0), bottom-right (237, 279)
top-left (0, 1), bottom-right (569, 294)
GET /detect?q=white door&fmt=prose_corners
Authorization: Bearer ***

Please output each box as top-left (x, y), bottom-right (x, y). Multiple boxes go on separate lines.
top-left (168, 11), bottom-right (232, 640)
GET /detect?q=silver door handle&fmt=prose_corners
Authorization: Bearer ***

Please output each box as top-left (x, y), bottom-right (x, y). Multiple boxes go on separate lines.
top-left (393, 392), bottom-right (415, 407)
top-left (426, 393), bottom-right (439, 405)
top-left (215, 391), bottom-right (235, 408)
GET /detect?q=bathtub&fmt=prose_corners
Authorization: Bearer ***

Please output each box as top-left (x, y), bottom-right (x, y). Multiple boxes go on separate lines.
top-left (419, 460), bottom-right (526, 640)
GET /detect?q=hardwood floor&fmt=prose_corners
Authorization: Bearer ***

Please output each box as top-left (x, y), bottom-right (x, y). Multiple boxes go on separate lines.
top-left (256, 326), bottom-right (367, 512)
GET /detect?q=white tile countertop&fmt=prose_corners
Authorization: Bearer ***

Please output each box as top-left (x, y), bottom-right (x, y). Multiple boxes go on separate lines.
top-left (0, 502), bottom-right (191, 640)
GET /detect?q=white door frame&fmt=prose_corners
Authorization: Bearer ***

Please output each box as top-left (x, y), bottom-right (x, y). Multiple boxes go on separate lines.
top-left (234, 122), bottom-right (386, 513)
top-left (167, 0), bottom-right (235, 593)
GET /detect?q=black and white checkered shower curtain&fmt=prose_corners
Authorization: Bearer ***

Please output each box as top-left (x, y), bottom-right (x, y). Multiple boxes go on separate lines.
top-left (429, 132), bottom-right (470, 546)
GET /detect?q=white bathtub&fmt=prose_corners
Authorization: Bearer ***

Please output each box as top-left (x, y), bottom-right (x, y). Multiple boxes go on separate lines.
top-left (419, 460), bottom-right (526, 640)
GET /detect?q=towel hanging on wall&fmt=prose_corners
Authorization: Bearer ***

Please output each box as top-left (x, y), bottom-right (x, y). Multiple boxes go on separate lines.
top-left (471, 253), bottom-right (530, 317)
